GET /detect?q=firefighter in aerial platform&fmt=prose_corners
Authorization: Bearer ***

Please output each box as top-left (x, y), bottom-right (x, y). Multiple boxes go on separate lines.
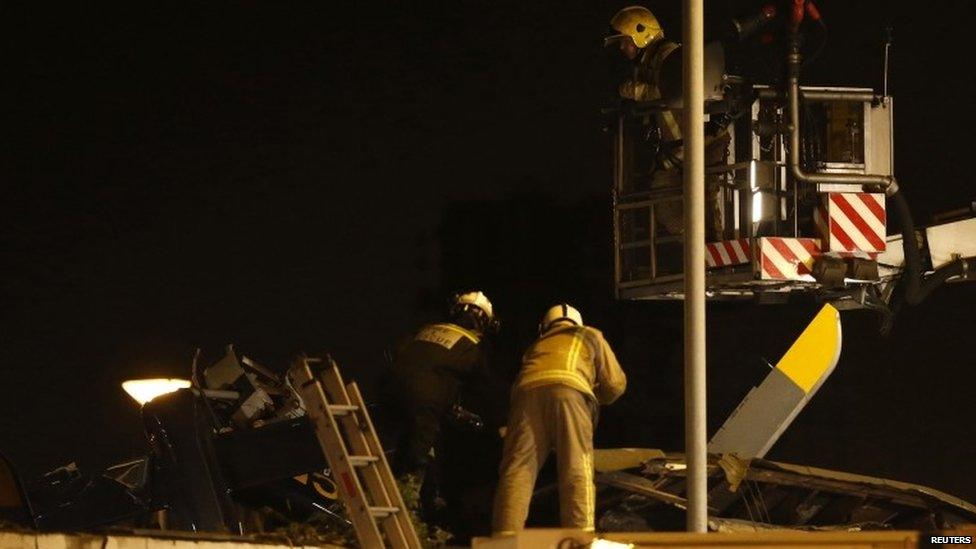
top-left (387, 291), bottom-right (498, 491)
top-left (606, 5), bottom-right (730, 240)
top-left (492, 304), bottom-right (626, 534)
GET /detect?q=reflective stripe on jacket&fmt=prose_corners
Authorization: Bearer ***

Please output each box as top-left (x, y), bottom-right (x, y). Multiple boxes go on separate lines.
top-left (392, 322), bottom-right (485, 381)
top-left (514, 324), bottom-right (626, 405)
top-left (414, 323), bottom-right (480, 347)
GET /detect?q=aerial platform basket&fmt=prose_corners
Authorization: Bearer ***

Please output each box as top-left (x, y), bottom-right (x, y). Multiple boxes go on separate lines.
top-left (612, 86), bottom-right (896, 304)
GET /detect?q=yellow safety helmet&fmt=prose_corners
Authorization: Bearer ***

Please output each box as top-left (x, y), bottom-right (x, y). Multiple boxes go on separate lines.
top-left (605, 6), bottom-right (664, 49)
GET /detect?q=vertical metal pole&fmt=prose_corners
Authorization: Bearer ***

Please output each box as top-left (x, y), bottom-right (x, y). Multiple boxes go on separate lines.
top-left (613, 116), bottom-right (624, 296)
top-left (682, 0), bottom-right (708, 534)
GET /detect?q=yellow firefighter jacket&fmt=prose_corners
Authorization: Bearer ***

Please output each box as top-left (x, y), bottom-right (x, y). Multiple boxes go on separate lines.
top-left (514, 324), bottom-right (626, 405)
top-left (619, 39), bottom-right (682, 143)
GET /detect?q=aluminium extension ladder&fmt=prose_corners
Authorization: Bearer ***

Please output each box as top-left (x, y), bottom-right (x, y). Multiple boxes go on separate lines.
top-left (288, 354), bottom-right (421, 549)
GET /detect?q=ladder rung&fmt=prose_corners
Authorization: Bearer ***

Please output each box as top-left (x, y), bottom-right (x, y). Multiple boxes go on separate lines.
top-left (328, 404), bottom-right (359, 416)
top-left (348, 455), bottom-right (379, 467)
top-left (369, 506), bottom-right (400, 518)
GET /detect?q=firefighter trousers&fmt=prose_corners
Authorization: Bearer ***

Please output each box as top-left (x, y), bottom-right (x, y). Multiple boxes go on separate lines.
top-left (492, 384), bottom-right (596, 534)
top-left (388, 367), bottom-right (458, 478)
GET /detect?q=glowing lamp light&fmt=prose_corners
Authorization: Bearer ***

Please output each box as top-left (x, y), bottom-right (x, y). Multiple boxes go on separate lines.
top-left (590, 540), bottom-right (634, 549)
top-left (122, 378), bottom-right (191, 405)
top-left (751, 191), bottom-right (778, 223)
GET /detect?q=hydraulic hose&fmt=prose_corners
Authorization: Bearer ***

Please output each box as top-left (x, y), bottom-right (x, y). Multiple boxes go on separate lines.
top-left (888, 189), bottom-right (975, 305)
top-left (779, 10), bottom-right (972, 316)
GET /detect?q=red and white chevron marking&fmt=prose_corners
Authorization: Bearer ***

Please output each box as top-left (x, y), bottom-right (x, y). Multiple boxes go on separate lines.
top-left (814, 193), bottom-right (886, 254)
top-left (705, 238), bottom-right (751, 268)
top-left (757, 237), bottom-right (821, 281)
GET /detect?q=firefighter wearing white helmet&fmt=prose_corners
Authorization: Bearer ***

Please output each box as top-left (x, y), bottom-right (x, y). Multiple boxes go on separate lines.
top-left (492, 304), bottom-right (626, 534)
top-left (386, 291), bottom-right (498, 489)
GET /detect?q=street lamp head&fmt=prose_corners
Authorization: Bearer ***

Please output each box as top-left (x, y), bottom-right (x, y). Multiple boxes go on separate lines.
top-left (121, 378), bottom-right (191, 406)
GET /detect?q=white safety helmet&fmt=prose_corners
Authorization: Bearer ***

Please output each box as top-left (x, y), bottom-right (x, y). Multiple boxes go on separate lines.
top-left (539, 303), bottom-right (583, 334)
top-left (453, 291), bottom-right (494, 319)
top-left (451, 291), bottom-right (499, 334)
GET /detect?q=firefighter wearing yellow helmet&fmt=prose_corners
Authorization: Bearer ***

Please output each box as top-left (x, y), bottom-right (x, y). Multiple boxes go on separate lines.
top-left (607, 5), bottom-right (730, 240)
top-left (606, 6), bottom-right (665, 51)
top-left (492, 304), bottom-right (626, 534)
top-left (605, 6), bottom-right (671, 104)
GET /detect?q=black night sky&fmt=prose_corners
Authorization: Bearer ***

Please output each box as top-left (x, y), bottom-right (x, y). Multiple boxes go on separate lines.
top-left (4, 0), bottom-right (975, 509)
